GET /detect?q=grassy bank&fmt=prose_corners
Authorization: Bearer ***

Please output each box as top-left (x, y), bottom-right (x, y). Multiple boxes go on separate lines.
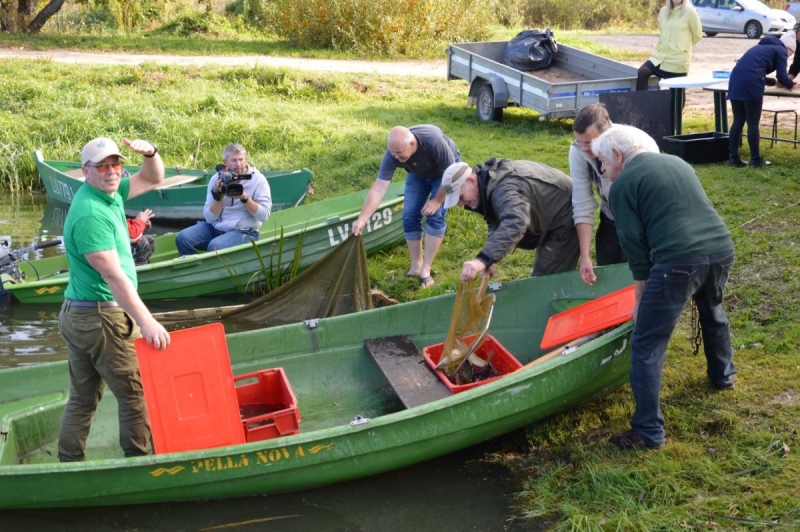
top-left (0, 28), bottom-right (652, 62)
top-left (1, 56), bottom-right (798, 529)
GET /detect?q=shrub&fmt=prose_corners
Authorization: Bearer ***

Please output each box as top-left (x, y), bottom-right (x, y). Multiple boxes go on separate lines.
top-left (524, 0), bottom-right (660, 30)
top-left (69, 7), bottom-right (120, 34)
top-left (156, 9), bottom-right (239, 38)
top-left (270, 0), bottom-right (495, 57)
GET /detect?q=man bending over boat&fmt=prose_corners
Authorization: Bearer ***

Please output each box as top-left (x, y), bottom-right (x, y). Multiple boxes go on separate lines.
top-left (592, 125), bottom-right (735, 450)
top-left (353, 125), bottom-right (461, 289)
top-left (175, 143), bottom-right (272, 256)
top-left (440, 159), bottom-right (579, 282)
top-left (58, 137), bottom-right (171, 462)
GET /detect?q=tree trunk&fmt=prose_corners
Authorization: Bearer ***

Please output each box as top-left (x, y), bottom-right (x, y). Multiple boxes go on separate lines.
top-left (27, 0), bottom-right (65, 33)
top-left (18, 0), bottom-right (35, 17)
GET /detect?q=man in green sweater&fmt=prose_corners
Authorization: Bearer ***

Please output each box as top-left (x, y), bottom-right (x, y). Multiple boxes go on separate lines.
top-left (592, 125), bottom-right (736, 450)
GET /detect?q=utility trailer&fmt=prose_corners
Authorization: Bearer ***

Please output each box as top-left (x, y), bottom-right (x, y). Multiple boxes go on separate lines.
top-left (447, 41), bottom-right (658, 121)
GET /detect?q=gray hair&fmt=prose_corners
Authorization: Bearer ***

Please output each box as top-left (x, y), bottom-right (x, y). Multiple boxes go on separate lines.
top-left (223, 143), bottom-right (246, 160)
top-left (591, 125), bottom-right (656, 163)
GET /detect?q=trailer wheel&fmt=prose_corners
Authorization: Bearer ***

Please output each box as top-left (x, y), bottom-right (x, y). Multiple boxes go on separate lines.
top-left (476, 85), bottom-right (503, 122)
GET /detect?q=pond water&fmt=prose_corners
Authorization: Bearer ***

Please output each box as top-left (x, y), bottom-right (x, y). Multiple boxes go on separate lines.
top-left (0, 193), bottom-right (539, 531)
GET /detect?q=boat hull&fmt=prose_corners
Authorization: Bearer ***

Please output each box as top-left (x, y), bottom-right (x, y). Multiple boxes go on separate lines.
top-left (34, 150), bottom-right (313, 221)
top-left (4, 183), bottom-right (406, 303)
top-left (0, 265), bottom-right (634, 508)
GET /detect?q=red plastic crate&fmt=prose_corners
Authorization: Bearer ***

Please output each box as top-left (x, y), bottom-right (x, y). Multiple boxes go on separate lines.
top-left (235, 368), bottom-right (301, 442)
top-left (422, 334), bottom-right (523, 394)
top-left (135, 323), bottom-right (246, 454)
top-left (540, 285), bottom-right (634, 349)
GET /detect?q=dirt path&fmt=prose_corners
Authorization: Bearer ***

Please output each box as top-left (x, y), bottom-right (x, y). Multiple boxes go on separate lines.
top-left (0, 47), bottom-right (447, 76)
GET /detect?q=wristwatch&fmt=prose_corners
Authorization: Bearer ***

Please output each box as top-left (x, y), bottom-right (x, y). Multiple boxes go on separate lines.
top-left (143, 142), bottom-right (159, 158)
top-left (240, 196), bottom-right (249, 204)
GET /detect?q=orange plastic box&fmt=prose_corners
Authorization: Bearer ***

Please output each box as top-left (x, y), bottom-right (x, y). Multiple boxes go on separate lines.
top-left (422, 334), bottom-right (523, 394)
top-left (540, 285), bottom-right (635, 349)
top-left (235, 368), bottom-right (301, 442)
top-left (135, 323), bottom-right (246, 454)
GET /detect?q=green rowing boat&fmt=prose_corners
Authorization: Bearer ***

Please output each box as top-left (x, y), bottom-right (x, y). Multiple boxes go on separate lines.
top-left (35, 150), bottom-right (314, 222)
top-left (1, 182), bottom-right (405, 304)
top-left (0, 264), bottom-right (634, 508)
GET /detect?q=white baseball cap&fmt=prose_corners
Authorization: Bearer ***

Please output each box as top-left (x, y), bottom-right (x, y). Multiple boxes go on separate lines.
top-left (81, 137), bottom-right (126, 166)
top-left (781, 31), bottom-right (797, 53)
top-left (441, 162), bottom-right (472, 209)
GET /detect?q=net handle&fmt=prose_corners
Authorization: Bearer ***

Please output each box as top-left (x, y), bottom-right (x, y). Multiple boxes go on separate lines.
top-left (477, 272), bottom-right (490, 301)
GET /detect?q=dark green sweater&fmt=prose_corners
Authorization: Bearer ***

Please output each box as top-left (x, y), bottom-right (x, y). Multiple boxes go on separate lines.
top-left (609, 152), bottom-right (733, 281)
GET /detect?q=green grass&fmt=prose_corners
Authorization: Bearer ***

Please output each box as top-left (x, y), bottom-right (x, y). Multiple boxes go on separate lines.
top-left (1, 44), bottom-right (798, 529)
top-left (0, 28), bottom-right (652, 62)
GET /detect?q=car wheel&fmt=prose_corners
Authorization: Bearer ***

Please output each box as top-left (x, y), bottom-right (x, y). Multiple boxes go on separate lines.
top-left (745, 21), bottom-right (762, 39)
top-left (704, 32), bottom-right (718, 37)
top-left (476, 84), bottom-right (503, 122)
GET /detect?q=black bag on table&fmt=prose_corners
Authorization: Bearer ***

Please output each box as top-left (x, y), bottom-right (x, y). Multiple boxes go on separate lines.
top-left (501, 29), bottom-right (558, 72)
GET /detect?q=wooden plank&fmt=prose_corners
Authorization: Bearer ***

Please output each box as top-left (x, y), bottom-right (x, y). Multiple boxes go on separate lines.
top-left (364, 335), bottom-right (451, 409)
top-left (155, 174), bottom-right (203, 190)
top-left (64, 169), bottom-right (85, 180)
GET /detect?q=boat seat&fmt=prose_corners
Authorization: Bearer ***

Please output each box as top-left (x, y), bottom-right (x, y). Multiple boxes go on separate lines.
top-left (65, 169), bottom-right (200, 188)
top-left (64, 169), bottom-right (86, 181)
top-left (156, 174), bottom-right (203, 190)
top-left (364, 335), bottom-right (450, 409)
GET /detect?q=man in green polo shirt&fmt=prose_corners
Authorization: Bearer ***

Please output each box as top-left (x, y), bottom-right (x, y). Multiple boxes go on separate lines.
top-left (58, 136), bottom-right (171, 462)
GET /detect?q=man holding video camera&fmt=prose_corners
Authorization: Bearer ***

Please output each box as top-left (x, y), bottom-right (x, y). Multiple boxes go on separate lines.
top-left (175, 143), bottom-right (272, 256)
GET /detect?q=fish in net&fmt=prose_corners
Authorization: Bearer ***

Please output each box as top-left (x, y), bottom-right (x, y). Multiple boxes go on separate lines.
top-left (435, 275), bottom-right (495, 383)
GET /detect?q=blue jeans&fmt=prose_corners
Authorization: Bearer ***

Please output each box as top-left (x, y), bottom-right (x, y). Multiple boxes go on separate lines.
top-left (402, 160), bottom-right (459, 241)
top-left (175, 222), bottom-right (259, 256)
top-left (630, 250), bottom-right (736, 447)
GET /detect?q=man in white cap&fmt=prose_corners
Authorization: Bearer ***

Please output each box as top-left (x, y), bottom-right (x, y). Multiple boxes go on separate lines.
top-left (441, 158), bottom-right (579, 283)
top-left (57, 136), bottom-right (171, 462)
top-left (727, 30), bottom-right (796, 168)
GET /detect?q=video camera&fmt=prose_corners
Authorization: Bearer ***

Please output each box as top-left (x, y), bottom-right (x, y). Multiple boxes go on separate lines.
top-left (216, 164), bottom-right (253, 197)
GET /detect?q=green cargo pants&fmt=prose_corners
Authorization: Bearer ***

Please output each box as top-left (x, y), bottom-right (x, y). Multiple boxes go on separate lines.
top-left (57, 300), bottom-right (152, 462)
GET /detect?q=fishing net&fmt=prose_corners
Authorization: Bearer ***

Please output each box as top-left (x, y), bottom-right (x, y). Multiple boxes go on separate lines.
top-left (156, 235), bottom-right (381, 332)
top-left (435, 276), bottom-right (495, 379)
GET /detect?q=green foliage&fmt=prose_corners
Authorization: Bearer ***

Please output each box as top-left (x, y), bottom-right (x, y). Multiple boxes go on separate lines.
top-left (68, 0), bottom-right (164, 32)
top-left (224, 0), bottom-right (274, 23)
top-left (270, 0), bottom-right (496, 57)
top-left (525, 0), bottom-right (660, 31)
top-left (69, 7), bottom-right (120, 33)
top-left (155, 8), bottom-right (240, 37)
top-left (249, 225), bottom-right (307, 294)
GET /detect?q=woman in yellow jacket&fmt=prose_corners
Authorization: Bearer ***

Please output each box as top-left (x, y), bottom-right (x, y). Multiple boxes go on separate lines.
top-left (636, 0), bottom-right (702, 91)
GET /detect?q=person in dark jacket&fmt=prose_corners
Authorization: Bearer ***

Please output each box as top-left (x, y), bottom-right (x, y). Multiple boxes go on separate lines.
top-left (440, 159), bottom-right (579, 282)
top-left (727, 32), bottom-right (796, 168)
top-left (592, 126), bottom-right (735, 450)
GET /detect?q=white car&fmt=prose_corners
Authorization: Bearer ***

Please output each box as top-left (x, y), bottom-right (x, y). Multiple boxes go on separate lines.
top-left (692, 0), bottom-right (795, 39)
top-left (787, 2), bottom-right (800, 20)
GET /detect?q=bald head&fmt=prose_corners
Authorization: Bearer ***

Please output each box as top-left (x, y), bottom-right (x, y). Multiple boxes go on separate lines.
top-left (387, 126), bottom-right (417, 162)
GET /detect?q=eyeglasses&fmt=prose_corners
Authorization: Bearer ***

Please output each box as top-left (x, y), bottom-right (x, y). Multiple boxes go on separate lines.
top-left (85, 162), bottom-right (124, 173)
top-left (572, 139), bottom-right (593, 148)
